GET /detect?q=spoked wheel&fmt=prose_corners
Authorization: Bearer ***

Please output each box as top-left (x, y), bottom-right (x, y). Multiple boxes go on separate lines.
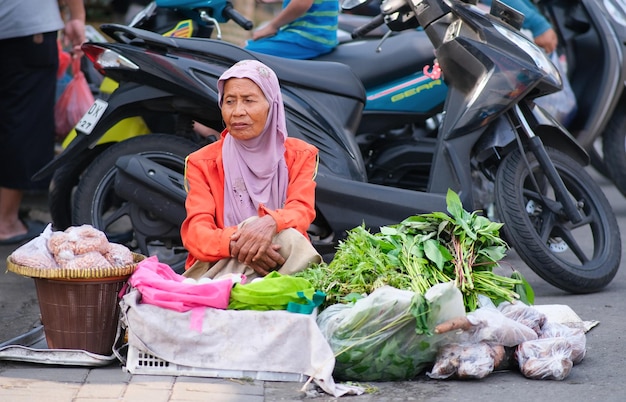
top-left (72, 134), bottom-right (201, 274)
top-left (494, 147), bottom-right (621, 293)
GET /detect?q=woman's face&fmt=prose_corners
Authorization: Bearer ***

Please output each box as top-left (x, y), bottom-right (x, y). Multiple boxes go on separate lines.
top-left (221, 78), bottom-right (270, 141)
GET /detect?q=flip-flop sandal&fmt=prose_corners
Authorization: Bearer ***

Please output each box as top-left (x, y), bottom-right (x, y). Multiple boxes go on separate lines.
top-left (0, 220), bottom-right (47, 246)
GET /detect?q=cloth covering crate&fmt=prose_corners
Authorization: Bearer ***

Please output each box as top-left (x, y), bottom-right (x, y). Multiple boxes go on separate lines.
top-left (119, 289), bottom-right (361, 397)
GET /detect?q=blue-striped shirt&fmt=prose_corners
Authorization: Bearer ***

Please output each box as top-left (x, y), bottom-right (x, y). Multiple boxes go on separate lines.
top-left (278, 0), bottom-right (339, 52)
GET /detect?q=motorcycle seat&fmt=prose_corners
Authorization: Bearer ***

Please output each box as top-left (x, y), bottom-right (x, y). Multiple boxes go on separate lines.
top-left (314, 30), bottom-right (436, 88)
top-left (102, 24), bottom-right (364, 103)
top-left (168, 37), bottom-right (367, 103)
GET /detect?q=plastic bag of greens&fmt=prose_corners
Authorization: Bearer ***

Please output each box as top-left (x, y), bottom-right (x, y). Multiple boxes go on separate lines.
top-left (317, 283), bottom-right (465, 381)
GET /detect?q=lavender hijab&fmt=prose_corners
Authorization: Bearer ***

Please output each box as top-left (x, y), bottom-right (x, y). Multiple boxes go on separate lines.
top-left (217, 60), bottom-right (289, 227)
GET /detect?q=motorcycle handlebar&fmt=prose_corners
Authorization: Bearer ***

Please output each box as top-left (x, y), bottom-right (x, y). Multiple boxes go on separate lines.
top-left (351, 14), bottom-right (385, 39)
top-left (223, 4), bottom-right (254, 31)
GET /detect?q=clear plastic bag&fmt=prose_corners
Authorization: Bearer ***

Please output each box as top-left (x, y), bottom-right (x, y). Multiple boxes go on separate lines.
top-left (539, 321), bottom-right (586, 364)
top-left (317, 283), bottom-right (466, 381)
top-left (9, 224), bottom-right (58, 269)
top-left (498, 301), bottom-right (547, 335)
top-left (516, 337), bottom-right (573, 380)
top-left (463, 306), bottom-right (539, 347)
top-left (54, 56), bottom-right (95, 139)
top-left (427, 342), bottom-right (504, 380)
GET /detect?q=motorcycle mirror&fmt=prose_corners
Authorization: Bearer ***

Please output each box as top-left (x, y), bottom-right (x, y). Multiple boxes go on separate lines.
top-left (128, 1), bottom-right (158, 27)
top-left (341, 0), bottom-right (371, 11)
top-left (490, 0), bottom-right (525, 31)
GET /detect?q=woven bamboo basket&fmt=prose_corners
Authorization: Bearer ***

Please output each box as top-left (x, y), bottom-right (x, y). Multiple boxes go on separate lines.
top-left (7, 253), bottom-right (145, 355)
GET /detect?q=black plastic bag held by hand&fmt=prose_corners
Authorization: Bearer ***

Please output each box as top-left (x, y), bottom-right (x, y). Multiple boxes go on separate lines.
top-left (54, 56), bottom-right (94, 139)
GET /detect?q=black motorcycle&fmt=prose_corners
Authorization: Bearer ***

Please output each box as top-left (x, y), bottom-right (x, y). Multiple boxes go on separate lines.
top-left (35, 0), bottom-right (621, 292)
top-left (340, 0), bottom-right (626, 182)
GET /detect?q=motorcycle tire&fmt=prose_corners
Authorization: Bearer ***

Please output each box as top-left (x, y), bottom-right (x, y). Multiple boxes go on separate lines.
top-left (601, 103), bottom-right (626, 197)
top-left (588, 146), bottom-right (611, 180)
top-left (494, 147), bottom-right (621, 293)
top-left (72, 134), bottom-right (201, 274)
top-left (48, 146), bottom-right (108, 230)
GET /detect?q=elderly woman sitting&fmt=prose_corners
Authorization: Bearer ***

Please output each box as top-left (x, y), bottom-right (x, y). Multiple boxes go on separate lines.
top-left (181, 60), bottom-right (321, 282)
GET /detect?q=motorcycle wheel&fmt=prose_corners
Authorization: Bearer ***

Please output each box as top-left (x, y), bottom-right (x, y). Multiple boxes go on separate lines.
top-left (494, 147), bottom-right (621, 293)
top-left (601, 104), bottom-right (626, 197)
top-left (588, 146), bottom-right (611, 179)
top-left (72, 134), bottom-right (201, 274)
top-left (48, 146), bottom-right (108, 230)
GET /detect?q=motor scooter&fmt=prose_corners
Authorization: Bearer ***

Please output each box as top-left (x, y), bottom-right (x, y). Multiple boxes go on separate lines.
top-left (35, 0), bottom-right (621, 293)
top-left (339, 0), bottom-right (625, 180)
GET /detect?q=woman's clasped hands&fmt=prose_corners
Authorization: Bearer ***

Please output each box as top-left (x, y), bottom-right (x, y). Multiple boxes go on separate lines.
top-left (229, 215), bottom-right (286, 276)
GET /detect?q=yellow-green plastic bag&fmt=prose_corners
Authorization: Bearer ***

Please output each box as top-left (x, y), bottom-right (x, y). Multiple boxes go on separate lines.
top-left (228, 271), bottom-right (325, 313)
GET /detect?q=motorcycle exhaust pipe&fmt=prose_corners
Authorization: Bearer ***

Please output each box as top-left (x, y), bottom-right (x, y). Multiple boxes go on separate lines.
top-left (114, 155), bottom-right (188, 226)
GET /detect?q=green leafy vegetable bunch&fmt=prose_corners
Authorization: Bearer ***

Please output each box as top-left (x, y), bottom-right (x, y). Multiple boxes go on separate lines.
top-left (297, 189), bottom-right (533, 311)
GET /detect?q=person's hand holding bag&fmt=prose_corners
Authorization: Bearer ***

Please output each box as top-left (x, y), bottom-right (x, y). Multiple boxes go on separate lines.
top-left (54, 56), bottom-right (94, 139)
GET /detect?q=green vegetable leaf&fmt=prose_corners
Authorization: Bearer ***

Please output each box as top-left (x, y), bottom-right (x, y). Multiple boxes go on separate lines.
top-left (342, 293), bottom-right (365, 303)
top-left (446, 188), bottom-right (465, 221)
top-left (477, 245), bottom-right (507, 263)
top-left (423, 239), bottom-right (445, 270)
top-left (380, 226), bottom-right (399, 236)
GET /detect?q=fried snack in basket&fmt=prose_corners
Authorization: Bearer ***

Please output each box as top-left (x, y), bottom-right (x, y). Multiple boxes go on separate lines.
top-left (8, 224), bottom-right (141, 279)
top-left (48, 224), bottom-right (110, 256)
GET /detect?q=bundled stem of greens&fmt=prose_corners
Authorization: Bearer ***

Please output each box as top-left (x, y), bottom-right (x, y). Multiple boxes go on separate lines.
top-left (297, 189), bottom-right (533, 311)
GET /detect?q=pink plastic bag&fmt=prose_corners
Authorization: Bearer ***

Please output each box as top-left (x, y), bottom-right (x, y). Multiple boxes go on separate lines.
top-left (54, 56), bottom-right (94, 139)
top-left (56, 40), bottom-right (71, 80)
top-left (128, 256), bottom-right (234, 312)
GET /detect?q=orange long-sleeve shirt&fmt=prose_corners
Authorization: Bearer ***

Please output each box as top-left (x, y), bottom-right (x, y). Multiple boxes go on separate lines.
top-left (181, 132), bottom-right (319, 269)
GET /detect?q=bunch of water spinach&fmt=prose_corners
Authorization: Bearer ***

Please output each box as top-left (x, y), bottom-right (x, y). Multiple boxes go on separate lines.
top-left (298, 189), bottom-right (533, 312)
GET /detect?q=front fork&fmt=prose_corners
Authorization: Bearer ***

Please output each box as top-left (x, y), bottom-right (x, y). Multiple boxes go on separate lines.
top-left (510, 104), bottom-right (584, 224)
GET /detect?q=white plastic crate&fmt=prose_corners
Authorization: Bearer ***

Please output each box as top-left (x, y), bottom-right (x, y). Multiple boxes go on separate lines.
top-left (124, 344), bottom-right (309, 382)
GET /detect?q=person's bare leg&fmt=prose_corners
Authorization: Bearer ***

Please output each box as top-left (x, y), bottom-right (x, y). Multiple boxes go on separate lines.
top-left (0, 187), bottom-right (27, 240)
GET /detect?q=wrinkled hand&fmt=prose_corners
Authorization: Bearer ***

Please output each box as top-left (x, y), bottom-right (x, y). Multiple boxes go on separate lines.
top-left (534, 28), bottom-right (558, 54)
top-left (229, 215), bottom-right (285, 276)
top-left (252, 24), bottom-right (278, 41)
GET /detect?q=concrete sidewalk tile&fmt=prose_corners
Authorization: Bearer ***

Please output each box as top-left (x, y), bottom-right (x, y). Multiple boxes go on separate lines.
top-left (0, 385), bottom-right (80, 401)
top-left (174, 376), bottom-right (264, 395)
top-left (122, 386), bottom-right (173, 402)
top-left (1, 395), bottom-right (77, 402)
top-left (128, 373), bottom-right (176, 389)
top-left (75, 399), bottom-right (133, 402)
top-left (76, 381), bottom-right (127, 399)
top-left (78, 364), bottom-right (131, 398)
top-left (0, 364), bottom-right (89, 382)
top-left (169, 392), bottom-right (264, 402)
top-left (0, 397), bottom-right (35, 402)
top-left (169, 386), bottom-right (264, 402)
top-left (263, 381), bottom-right (309, 400)
top-left (84, 364), bottom-right (131, 383)
top-left (168, 377), bottom-right (264, 401)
